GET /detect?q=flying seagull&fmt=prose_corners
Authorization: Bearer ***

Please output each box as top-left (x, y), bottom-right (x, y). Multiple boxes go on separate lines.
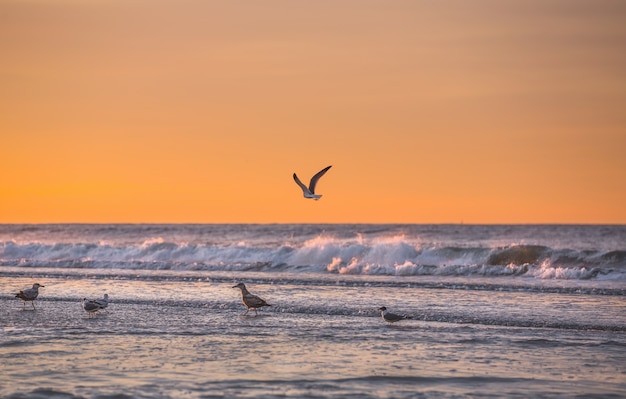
top-left (232, 282), bottom-right (271, 316)
top-left (15, 283), bottom-right (44, 310)
top-left (378, 306), bottom-right (412, 323)
top-left (293, 165), bottom-right (332, 200)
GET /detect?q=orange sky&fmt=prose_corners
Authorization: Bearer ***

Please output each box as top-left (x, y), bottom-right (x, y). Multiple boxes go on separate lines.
top-left (1, 0), bottom-right (625, 224)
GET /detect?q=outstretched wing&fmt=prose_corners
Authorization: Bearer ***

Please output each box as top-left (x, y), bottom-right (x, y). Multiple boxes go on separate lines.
top-left (293, 173), bottom-right (311, 195)
top-left (308, 165), bottom-right (332, 194)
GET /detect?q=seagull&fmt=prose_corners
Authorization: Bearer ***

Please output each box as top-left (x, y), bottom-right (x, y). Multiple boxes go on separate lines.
top-left (378, 306), bottom-right (412, 323)
top-left (232, 283), bottom-right (271, 316)
top-left (82, 298), bottom-right (103, 318)
top-left (92, 293), bottom-right (109, 313)
top-left (293, 165), bottom-right (332, 200)
top-left (15, 283), bottom-right (44, 310)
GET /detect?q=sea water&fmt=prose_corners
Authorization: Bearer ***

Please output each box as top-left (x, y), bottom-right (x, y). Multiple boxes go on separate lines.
top-left (0, 224), bottom-right (625, 398)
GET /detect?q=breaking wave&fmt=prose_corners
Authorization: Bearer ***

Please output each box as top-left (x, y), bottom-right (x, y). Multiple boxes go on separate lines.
top-left (1, 236), bottom-right (624, 281)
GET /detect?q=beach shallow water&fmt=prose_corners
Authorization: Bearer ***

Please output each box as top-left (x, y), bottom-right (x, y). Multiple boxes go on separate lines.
top-left (1, 276), bottom-right (625, 399)
top-left (1, 224), bottom-right (625, 398)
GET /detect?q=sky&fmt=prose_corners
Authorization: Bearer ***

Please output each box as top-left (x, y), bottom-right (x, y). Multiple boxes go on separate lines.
top-left (1, 0), bottom-right (625, 224)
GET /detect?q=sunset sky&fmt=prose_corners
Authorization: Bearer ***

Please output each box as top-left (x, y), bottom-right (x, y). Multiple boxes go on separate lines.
top-left (1, 0), bottom-right (625, 224)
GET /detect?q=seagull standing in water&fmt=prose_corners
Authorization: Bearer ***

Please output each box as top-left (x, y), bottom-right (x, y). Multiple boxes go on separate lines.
top-left (232, 283), bottom-right (271, 316)
top-left (293, 165), bottom-right (332, 200)
top-left (92, 293), bottom-right (109, 313)
top-left (378, 306), bottom-right (412, 323)
top-left (15, 283), bottom-right (44, 310)
top-left (82, 298), bottom-right (103, 318)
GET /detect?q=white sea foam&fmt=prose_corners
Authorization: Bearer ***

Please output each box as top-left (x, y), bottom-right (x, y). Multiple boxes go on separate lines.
top-left (1, 225), bottom-right (625, 282)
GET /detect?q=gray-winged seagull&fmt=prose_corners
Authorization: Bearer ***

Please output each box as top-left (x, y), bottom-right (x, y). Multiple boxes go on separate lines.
top-left (378, 306), bottom-right (412, 323)
top-left (293, 165), bottom-right (332, 200)
top-left (15, 283), bottom-right (44, 310)
top-left (233, 283), bottom-right (271, 316)
top-left (82, 298), bottom-right (100, 318)
top-left (93, 293), bottom-right (109, 313)
top-left (82, 297), bottom-right (107, 318)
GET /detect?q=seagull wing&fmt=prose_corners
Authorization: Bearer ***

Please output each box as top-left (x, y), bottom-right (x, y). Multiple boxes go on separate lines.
top-left (385, 312), bottom-right (404, 322)
top-left (384, 311), bottom-right (411, 322)
top-left (83, 299), bottom-right (101, 312)
top-left (93, 299), bottom-right (108, 308)
top-left (244, 293), bottom-right (270, 308)
top-left (293, 173), bottom-right (312, 195)
top-left (308, 165), bottom-right (332, 194)
top-left (93, 295), bottom-right (108, 308)
top-left (19, 288), bottom-right (38, 300)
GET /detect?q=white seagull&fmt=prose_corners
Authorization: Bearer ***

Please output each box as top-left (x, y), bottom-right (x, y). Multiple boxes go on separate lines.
top-left (15, 283), bottom-right (44, 310)
top-left (378, 306), bottom-right (412, 323)
top-left (293, 165), bottom-right (332, 200)
top-left (233, 283), bottom-right (271, 316)
top-left (82, 297), bottom-right (106, 318)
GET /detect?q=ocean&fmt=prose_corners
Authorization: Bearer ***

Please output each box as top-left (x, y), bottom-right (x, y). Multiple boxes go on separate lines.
top-left (1, 224), bottom-right (625, 398)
